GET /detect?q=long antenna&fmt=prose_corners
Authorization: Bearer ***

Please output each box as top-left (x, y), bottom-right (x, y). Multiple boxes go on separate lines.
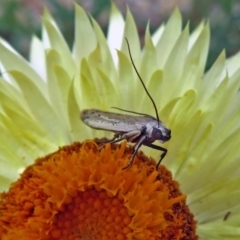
top-left (125, 38), bottom-right (160, 125)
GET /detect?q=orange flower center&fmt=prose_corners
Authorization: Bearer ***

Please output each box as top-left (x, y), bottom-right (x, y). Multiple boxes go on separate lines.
top-left (0, 140), bottom-right (197, 239)
top-left (50, 189), bottom-right (131, 239)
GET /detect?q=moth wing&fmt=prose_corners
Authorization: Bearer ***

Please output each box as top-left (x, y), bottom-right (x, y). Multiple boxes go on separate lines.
top-left (81, 109), bottom-right (144, 132)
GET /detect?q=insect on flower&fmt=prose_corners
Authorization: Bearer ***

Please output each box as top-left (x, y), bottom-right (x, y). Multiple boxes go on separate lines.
top-left (80, 39), bottom-right (171, 170)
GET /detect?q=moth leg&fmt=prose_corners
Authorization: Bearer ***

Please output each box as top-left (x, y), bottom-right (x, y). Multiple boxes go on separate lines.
top-left (122, 130), bottom-right (142, 142)
top-left (122, 135), bottom-right (147, 170)
top-left (97, 132), bottom-right (120, 144)
top-left (120, 126), bottom-right (146, 142)
top-left (99, 129), bottom-right (142, 149)
top-left (143, 143), bottom-right (168, 170)
top-left (97, 133), bottom-right (122, 150)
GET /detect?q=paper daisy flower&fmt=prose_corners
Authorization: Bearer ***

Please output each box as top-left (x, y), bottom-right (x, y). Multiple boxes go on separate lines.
top-left (0, 3), bottom-right (240, 240)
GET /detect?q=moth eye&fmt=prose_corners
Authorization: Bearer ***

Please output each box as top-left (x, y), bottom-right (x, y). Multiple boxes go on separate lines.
top-left (152, 128), bottom-right (163, 140)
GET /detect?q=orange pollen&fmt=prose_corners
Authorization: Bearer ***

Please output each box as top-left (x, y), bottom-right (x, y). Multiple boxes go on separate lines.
top-left (0, 140), bottom-right (197, 240)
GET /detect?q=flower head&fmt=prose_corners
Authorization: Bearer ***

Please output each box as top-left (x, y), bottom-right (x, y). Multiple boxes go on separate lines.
top-left (0, 141), bottom-right (196, 239)
top-left (0, 3), bottom-right (240, 239)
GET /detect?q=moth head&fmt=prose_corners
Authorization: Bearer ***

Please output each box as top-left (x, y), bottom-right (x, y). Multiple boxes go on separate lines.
top-left (152, 126), bottom-right (171, 143)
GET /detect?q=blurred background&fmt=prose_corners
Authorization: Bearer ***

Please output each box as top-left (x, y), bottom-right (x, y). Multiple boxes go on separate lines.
top-left (0, 0), bottom-right (239, 70)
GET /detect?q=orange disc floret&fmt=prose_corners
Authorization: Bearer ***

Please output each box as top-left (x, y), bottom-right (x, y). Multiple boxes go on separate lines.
top-left (0, 140), bottom-right (197, 239)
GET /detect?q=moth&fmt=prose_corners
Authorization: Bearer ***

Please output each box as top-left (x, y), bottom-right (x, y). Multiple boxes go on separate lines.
top-left (80, 39), bottom-right (171, 170)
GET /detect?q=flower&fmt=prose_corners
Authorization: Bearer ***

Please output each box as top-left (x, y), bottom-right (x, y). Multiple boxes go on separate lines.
top-left (0, 3), bottom-right (240, 239)
top-left (0, 141), bottom-right (196, 239)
